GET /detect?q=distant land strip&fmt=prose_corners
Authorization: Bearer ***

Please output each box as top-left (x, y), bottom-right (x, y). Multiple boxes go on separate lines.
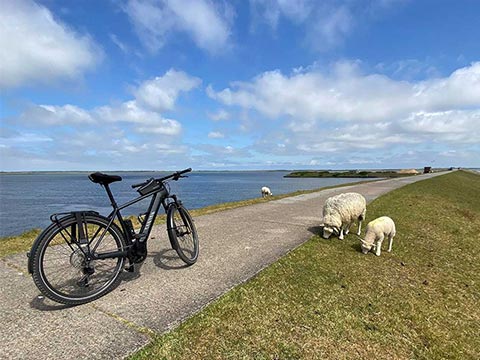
top-left (283, 169), bottom-right (451, 178)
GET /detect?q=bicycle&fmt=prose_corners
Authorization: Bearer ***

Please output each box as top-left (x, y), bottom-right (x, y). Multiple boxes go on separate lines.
top-left (27, 168), bottom-right (199, 305)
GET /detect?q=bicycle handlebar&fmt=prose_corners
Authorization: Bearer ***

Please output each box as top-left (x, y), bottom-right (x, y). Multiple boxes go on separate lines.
top-left (131, 168), bottom-right (192, 189)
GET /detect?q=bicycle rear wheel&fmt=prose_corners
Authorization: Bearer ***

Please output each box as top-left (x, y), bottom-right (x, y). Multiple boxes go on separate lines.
top-left (167, 204), bottom-right (199, 265)
top-left (30, 214), bottom-right (126, 305)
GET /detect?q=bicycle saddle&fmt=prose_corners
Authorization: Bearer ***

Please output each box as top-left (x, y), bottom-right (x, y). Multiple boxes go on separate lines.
top-left (88, 172), bottom-right (122, 185)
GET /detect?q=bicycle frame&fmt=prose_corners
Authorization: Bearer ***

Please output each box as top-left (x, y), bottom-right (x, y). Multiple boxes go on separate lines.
top-left (109, 183), bottom-right (172, 240)
top-left (28, 169), bottom-right (192, 267)
top-left (91, 182), bottom-right (177, 261)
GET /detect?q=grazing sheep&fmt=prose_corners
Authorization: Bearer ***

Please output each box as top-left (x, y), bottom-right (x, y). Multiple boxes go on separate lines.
top-left (261, 186), bottom-right (272, 198)
top-left (322, 192), bottom-right (366, 240)
top-left (360, 216), bottom-right (396, 256)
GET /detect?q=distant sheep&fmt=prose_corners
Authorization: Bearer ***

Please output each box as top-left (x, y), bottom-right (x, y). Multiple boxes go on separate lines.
top-left (360, 216), bottom-right (396, 256)
top-left (322, 192), bottom-right (366, 240)
top-left (261, 186), bottom-right (272, 198)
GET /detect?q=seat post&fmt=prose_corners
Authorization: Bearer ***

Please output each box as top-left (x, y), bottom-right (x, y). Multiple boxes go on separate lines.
top-left (103, 184), bottom-right (118, 209)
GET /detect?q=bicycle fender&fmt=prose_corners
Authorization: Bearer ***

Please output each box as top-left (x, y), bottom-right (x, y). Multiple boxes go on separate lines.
top-left (166, 203), bottom-right (179, 250)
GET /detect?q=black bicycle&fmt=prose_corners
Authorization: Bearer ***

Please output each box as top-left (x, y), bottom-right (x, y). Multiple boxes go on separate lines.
top-left (27, 168), bottom-right (199, 305)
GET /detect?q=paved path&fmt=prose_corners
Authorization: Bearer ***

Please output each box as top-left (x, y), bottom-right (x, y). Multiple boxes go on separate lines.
top-left (0, 172), bottom-right (447, 359)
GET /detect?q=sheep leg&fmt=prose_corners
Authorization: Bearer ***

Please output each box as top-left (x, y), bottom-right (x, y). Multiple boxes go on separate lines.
top-left (345, 222), bottom-right (352, 235)
top-left (357, 209), bottom-right (365, 235)
top-left (388, 233), bottom-right (394, 252)
top-left (375, 235), bottom-right (384, 256)
top-left (339, 228), bottom-right (344, 240)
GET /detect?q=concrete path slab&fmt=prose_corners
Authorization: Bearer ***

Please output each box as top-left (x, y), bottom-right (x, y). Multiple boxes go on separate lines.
top-left (0, 172), bottom-right (447, 359)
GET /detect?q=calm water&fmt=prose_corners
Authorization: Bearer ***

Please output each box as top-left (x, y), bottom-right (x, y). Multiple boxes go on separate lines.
top-left (0, 171), bottom-right (368, 237)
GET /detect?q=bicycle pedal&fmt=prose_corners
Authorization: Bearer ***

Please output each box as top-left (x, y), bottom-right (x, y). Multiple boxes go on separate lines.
top-left (125, 264), bottom-right (134, 272)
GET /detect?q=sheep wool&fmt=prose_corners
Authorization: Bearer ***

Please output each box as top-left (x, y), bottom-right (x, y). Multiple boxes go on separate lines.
top-left (261, 186), bottom-right (272, 198)
top-left (322, 192), bottom-right (366, 240)
top-left (361, 216), bottom-right (396, 256)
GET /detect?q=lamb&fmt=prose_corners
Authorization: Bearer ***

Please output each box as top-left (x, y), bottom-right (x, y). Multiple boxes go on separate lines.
top-left (360, 216), bottom-right (396, 256)
top-left (261, 186), bottom-right (272, 198)
top-left (322, 192), bottom-right (366, 240)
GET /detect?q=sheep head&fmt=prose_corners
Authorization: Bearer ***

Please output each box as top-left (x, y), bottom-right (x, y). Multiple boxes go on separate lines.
top-left (322, 225), bottom-right (339, 239)
top-left (359, 237), bottom-right (373, 254)
top-left (322, 214), bottom-right (341, 239)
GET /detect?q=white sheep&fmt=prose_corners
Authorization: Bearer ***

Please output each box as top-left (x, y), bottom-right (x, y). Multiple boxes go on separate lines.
top-left (322, 192), bottom-right (366, 240)
top-left (360, 216), bottom-right (396, 256)
top-left (261, 186), bottom-right (272, 198)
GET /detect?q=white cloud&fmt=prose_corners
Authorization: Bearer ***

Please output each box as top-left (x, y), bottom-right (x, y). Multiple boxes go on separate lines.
top-left (250, 0), bottom-right (313, 29)
top-left (250, 0), bottom-right (407, 51)
top-left (208, 109), bottom-right (230, 121)
top-left (134, 69), bottom-right (201, 111)
top-left (19, 104), bottom-right (95, 125)
top-left (208, 62), bottom-right (480, 124)
top-left (13, 69), bottom-right (200, 136)
top-left (375, 59), bottom-right (439, 80)
top-left (0, 132), bottom-right (53, 145)
top-left (109, 33), bottom-right (128, 53)
top-left (208, 61), bottom-right (480, 166)
top-left (95, 101), bottom-right (182, 135)
top-left (308, 6), bottom-right (352, 51)
top-left (0, 0), bottom-right (101, 89)
top-left (125, 0), bottom-right (232, 54)
top-left (194, 144), bottom-right (251, 158)
top-left (208, 131), bottom-right (224, 138)
top-left (398, 110), bottom-right (480, 143)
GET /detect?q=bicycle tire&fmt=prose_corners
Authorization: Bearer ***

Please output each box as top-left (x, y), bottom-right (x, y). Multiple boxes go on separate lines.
top-left (30, 214), bottom-right (126, 305)
top-left (167, 204), bottom-right (199, 265)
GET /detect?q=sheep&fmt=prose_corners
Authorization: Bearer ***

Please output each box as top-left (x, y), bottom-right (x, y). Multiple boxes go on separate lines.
top-left (322, 192), bottom-right (366, 240)
top-left (261, 186), bottom-right (272, 198)
top-left (360, 216), bottom-right (396, 256)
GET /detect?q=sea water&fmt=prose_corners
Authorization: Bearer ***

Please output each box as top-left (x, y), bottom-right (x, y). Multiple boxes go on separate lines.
top-left (0, 171), bottom-right (369, 237)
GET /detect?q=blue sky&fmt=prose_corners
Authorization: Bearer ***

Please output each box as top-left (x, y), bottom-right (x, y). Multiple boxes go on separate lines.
top-left (1, 0), bottom-right (479, 171)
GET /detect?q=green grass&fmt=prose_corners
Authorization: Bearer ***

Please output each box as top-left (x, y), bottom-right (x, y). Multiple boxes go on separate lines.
top-left (0, 228), bottom-right (43, 259)
top-left (131, 170), bottom-right (480, 360)
top-left (0, 180), bottom-right (376, 258)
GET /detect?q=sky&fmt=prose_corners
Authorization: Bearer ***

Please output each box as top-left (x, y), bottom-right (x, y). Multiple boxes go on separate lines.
top-left (0, 0), bottom-right (479, 171)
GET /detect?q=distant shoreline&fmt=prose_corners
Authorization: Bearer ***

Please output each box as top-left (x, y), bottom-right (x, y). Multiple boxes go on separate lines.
top-left (285, 169), bottom-right (427, 178)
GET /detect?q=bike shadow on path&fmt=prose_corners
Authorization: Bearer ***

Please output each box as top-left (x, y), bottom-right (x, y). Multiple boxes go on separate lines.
top-left (30, 296), bottom-right (71, 311)
top-left (151, 248), bottom-right (189, 270)
top-left (29, 247), bottom-right (188, 311)
top-left (29, 262), bottom-right (149, 311)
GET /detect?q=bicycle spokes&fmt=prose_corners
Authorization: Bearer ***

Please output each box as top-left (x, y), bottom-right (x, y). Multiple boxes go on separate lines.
top-left (31, 215), bottom-right (126, 304)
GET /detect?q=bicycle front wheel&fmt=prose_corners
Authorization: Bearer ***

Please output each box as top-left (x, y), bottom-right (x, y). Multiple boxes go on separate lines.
top-left (30, 214), bottom-right (126, 305)
top-left (167, 204), bottom-right (199, 265)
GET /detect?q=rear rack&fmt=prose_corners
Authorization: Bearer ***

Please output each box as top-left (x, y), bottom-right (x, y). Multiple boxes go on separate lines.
top-left (50, 211), bottom-right (100, 224)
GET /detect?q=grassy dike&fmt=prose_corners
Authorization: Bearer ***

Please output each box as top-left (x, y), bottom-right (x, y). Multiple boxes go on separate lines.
top-left (0, 180), bottom-right (377, 258)
top-left (131, 170), bottom-right (480, 360)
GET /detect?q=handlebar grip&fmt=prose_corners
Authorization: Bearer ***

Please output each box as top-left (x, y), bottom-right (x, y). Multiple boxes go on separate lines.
top-left (173, 168), bottom-right (192, 180)
top-left (157, 168), bottom-right (193, 182)
top-left (179, 168), bottom-right (192, 175)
